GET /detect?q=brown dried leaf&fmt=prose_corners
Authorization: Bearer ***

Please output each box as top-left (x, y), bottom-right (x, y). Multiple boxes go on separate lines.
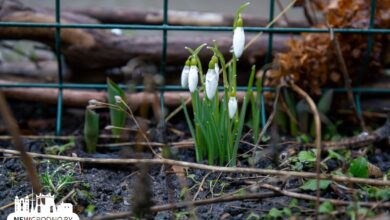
top-left (368, 162), bottom-right (383, 178)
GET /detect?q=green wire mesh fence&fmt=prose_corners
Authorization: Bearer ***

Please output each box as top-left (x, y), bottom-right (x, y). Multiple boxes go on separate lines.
top-left (0, 0), bottom-right (388, 135)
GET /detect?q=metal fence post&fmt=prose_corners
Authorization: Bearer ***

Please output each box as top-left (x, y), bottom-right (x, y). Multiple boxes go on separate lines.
top-left (55, 0), bottom-right (64, 135)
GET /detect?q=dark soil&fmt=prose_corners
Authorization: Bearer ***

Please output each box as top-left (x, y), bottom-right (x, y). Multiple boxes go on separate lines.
top-left (1, 101), bottom-right (390, 219)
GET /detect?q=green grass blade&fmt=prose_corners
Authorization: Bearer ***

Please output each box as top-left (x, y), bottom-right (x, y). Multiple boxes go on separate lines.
top-left (317, 90), bottom-right (334, 114)
top-left (231, 65), bottom-right (256, 166)
top-left (182, 97), bottom-right (201, 161)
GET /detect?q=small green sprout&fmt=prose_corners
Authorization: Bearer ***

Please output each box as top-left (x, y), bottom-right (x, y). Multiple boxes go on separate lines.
top-left (40, 163), bottom-right (78, 195)
top-left (349, 157), bottom-right (369, 178)
top-left (319, 201), bottom-right (334, 214)
top-left (83, 108), bottom-right (99, 153)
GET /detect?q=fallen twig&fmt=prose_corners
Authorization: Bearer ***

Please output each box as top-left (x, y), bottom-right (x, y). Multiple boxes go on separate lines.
top-left (260, 183), bottom-right (390, 208)
top-left (0, 193), bottom-right (33, 211)
top-left (192, 172), bottom-right (211, 201)
top-left (90, 190), bottom-right (282, 220)
top-left (1, 148), bottom-right (390, 186)
top-left (322, 113), bottom-right (390, 150)
top-left (56, 188), bottom-right (76, 205)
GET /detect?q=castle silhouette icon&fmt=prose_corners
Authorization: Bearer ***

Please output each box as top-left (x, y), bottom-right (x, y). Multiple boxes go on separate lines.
top-left (7, 193), bottom-right (79, 220)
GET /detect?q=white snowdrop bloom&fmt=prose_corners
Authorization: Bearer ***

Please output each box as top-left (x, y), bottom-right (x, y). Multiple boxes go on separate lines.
top-left (181, 60), bottom-right (190, 88)
top-left (114, 95), bottom-right (122, 104)
top-left (111, 28), bottom-right (123, 35)
top-left (358, 131), bottom-right (369, 137)
top-left (188, 59), bottom-right (199, 93)
top-left (233, 17), bottom-right (245, 59)
top-left (228, 96), bottom-right (238, 119)
top-left (205, 68), bottom-right (218, 100)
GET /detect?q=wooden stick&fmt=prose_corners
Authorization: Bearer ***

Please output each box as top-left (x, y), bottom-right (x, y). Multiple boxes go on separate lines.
top-left (1, 148), bottom-right (390, 186)
top-left (0, 92), bottom-right (42, 193)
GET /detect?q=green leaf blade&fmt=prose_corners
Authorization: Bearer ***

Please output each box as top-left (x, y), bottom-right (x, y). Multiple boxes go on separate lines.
top-left (107, 78), bottom-right (126, 136)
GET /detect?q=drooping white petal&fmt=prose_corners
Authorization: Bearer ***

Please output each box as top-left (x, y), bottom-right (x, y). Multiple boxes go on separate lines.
top-left (233, 27), bottom-right (245, 59)
top-left (214, 63), bottom-right (220, 75)
top-left (228, 96), bottom-right (238, 119)
top-left (205, 69), bottom-right (218, 100)
top-left (181, 66), bottom-right (190, 87)
top-left (188, 65), bottom-right (198, 93)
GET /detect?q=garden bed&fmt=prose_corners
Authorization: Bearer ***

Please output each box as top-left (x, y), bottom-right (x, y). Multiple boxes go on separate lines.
top-left (1, 102), bottom-right (390, 219)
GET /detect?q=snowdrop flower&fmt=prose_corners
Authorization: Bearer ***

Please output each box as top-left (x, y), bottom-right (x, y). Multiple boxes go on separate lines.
top-left (88, 99), bottom-right (98, 106)
top-left (358, 131), bottom-right (369, 137)
top-left (188, 58), bottom-right (199, 93)
top-left (228, 95), bottom-right (238, 119)
top-left (205, 59), bottom-right (218, 100)
top-left (111, 28), bottom-right (123, 35)
top-left (181, 59), bottom-right (190, 88)
top-left (233, 16), bottom-right (245, 59)
top-left (114, 95), bottom-right (122, 104)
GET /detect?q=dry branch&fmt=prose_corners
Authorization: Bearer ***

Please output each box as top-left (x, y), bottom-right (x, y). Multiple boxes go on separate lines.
top-left (91, 191), bottom-right (282, 220)
top-left (1, 148), bottom-right (390, 186)
top-left (91, 183), bottom-right (390, 220)
top-left (260, 183), bottom-right (390, 208)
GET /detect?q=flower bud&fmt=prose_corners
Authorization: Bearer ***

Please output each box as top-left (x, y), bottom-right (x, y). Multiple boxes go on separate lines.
top-left (181, 59), bottom-right (190, 88)
top-left (114, 95), bottom-right (122, 104)
top-left (88, 99), bottom-right (98, 106)
top-left (233, 16), bottom-right (245, 59)
top-left (188, 58), bottom-right (198, 93)
top-left (205, 61), bottom-right (218, 99)
top-left (104, 125), bottom-right (114, 130)
top-left (228, 96), bottom-right (238, 119)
